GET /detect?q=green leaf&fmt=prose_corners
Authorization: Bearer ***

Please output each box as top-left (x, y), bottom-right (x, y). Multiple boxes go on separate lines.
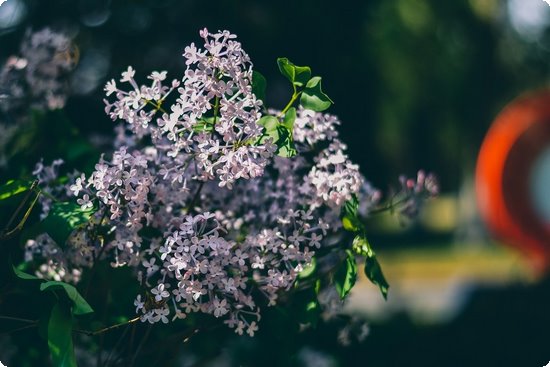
top-left (277, 58), bottom-right (311, 88)
top-left (41, 281), bottom-right (94, 315)
top-left (364, 255), bottom-right (390, 300)
top-left (342, 216), bottom-right (359, 232)
top-left (352, 234), bottom-right (374, 257)
top-left (42, 202), bottom-right (95, 246)
top-left (298, 258), bottom-right (317, 279)
top-left (341, 194), bottom-right (362, 232)
top-left (342, 194), bottom-right (359, 218)
top-left (252, 70), bottom-right (267, 102)
top-left (282, 107), bottom-right (296, 131)
top-left (294, 288), bottom-right (321, 327)
top-left (257, 115), bottom-right (297, 158)
top-left (274, 125), bottom-right (297, 158)
top-left (334, 250), bottom-right (357, 299)
top-left (193, 117), bottom-right (215, 133)
top-left (341, 194), bottom-right (390, 300)
top-left (13, 264), bottom-right (40, 280)
top-left (0, 179), bottom-right (33, 200)
top-left (300, 76), bottom-right (333, 112)
top-left (257, 115), bottom-right (279, 134)
top-left (47, 302), bottom-right (77, 367)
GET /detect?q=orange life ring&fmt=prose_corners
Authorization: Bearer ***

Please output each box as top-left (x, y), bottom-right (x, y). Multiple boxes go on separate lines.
top-left (476, 90), bottom-right (550, 272)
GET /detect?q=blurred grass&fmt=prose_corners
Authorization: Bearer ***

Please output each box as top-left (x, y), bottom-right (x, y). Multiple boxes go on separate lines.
top-left (346, 242), bottom-right (535, 323)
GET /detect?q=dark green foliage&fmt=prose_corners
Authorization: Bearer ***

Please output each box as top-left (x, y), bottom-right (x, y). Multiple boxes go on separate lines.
top-left (47, 303), bottom-right (77, 367)
top-left (334, 250), bottom-right (357, 299)
top-left (252, 70), bottom-right (267, 103)
top-left (0, 179), bottom-right (34, 200)
top-left (40, 281), bottom-right (94, 316)
top-left (257, 115), bottom-right (297, 157)
top-left (41, 202), bottom-right (95, 247)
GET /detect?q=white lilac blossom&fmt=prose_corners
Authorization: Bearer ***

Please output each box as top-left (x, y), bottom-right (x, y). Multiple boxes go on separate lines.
top-left (24, 28), bottom-right (438, 336)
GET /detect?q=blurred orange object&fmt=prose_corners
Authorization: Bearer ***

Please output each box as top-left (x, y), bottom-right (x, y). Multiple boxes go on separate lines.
top-left (476, 90), bottom-right (550, 272)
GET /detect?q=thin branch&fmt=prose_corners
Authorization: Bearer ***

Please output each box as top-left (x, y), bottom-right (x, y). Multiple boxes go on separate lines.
top-left (34, 187), bottom-right (59, 202)
top-left (368, 195), bottom-right (409, 215)
top-left (0, 315), bottom-right (36, 324)
top-left (0, 323), bottom-right (37, 336)
top-left (73, 317), bottom-right (140, 337)
top-left (278, 91), bottom-right (302, 118)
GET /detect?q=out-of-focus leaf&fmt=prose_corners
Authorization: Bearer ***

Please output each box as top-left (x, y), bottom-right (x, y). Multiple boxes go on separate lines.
top-left (40, 281), bottom-right (94, 315)
top-left (294, 288), bottom-right (321, 327)
top-left (42, 202), bottom-right (94, 246)
top-left (0, 179), bottom-right (33, 200)
top-left (298, 258), bottom-right (317, 279)
top-left (252, 70), bottom-right (267, 102)
top-left (12, 264), bottom-right (40, 280)
top-left (47, 302), bottom-right (77, 367)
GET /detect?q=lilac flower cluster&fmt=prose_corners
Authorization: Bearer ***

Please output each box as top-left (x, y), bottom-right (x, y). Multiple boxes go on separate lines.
top-left (0, 28), bottom-right (76, 166)
top-left (104, 29), bottom-right (275, 189)
top-left (0, 28), bottom-right (75, 114)
top-left (24, 29), bottom-right (437, 336)
top-left (396, 170), bottom-right (439, 219)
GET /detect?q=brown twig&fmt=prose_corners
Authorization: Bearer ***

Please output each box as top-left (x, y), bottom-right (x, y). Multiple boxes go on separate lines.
top-left (0, 323), bottom-right (37, 336)
top-left (0, 315), bottom-right (36, 324)
top-left (73, 317), bottom-right (141, 337)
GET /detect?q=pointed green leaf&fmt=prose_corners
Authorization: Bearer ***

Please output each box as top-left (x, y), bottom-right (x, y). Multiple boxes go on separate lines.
top-left (41, 281), bottom-right (94, 315)
top-left (274, 125), bottom-right (297, 158)
top-left (341, 194), bottom-right (362, 232)
top-left (352, 234), bottom-right (374, 257)
top-left (42, 202), bottom-right (95, 247)
top-left (294, 287), bottom-right (321, 327)
top-left (13, 265), bottom-right (40, 280)
top-left (300, 76), bottom-right (333, 112)
top-left (47, 302), bottom-right (77, 367)
top-left (283, 107), bottom-right (296, 131)
top-left (364, 255), bottom-right (389, 300)
top-left (257, 115), bottom-right (279, 133)
top-left (334, 250), bottom-right (357, 299)
top-left (257, 115), bottom-right (297, 158)
top-left (0, 179), bottom-right (33, 200)
top-left (342, 195), bottom-right (359, 218)
top-left (277, 58), bottom-right (311, 87)
top-left (252, 70), bottom-right (267, 102)
top-left (298, 258), bottom-right (317, 279)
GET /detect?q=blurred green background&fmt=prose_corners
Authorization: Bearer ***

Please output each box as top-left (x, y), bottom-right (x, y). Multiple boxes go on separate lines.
top-left (1, 0), bottom-right (550, 366)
